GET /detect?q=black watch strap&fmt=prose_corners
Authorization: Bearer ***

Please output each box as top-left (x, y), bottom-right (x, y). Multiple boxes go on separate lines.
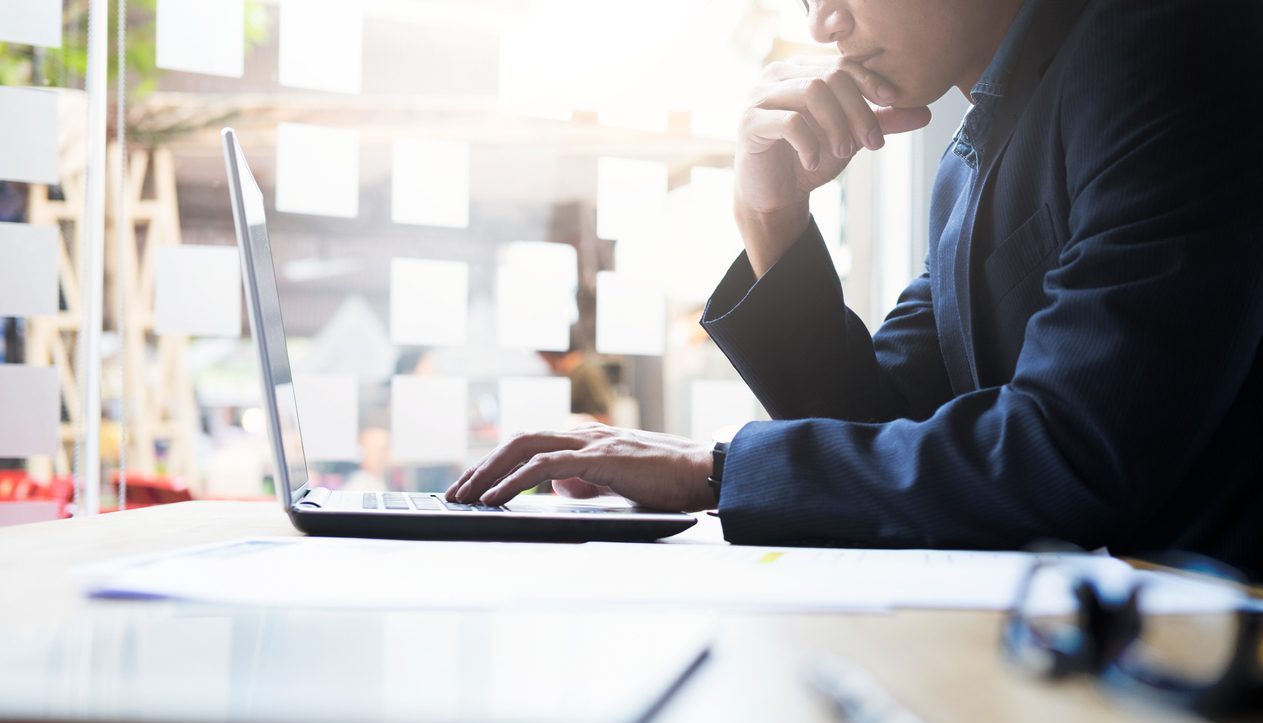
top-left (707, 441), bottom-right (728, 505)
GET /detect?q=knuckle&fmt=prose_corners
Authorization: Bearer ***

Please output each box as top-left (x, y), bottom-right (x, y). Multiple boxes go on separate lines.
top-left (803, 77), bottom-right (830, 102)
top-left (828, 67), bottom-right (858, 87)
top-left (826, 69), bottom-right (856, 94)
top-left (783, 112), bottom-right (808, 134)
top-left (739, 106), bottom-right (763, 130)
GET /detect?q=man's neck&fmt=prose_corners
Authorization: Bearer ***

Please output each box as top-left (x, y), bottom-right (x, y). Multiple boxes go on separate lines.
top-left (956, 0), bottom-right (1027, 103)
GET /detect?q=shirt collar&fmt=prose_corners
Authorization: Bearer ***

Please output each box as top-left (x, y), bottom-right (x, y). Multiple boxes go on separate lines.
top-left (971, 0), bottom-right (1045, 101)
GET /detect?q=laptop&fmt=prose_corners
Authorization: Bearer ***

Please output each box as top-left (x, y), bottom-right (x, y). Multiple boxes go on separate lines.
top-left (222, 128), bottom-right (696, 542)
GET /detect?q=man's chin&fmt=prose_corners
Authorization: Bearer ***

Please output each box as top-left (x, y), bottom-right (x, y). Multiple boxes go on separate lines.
top-left (891, 84), bottom-right (957, 109)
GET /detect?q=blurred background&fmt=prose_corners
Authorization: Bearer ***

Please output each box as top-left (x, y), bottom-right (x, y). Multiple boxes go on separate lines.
top-left (0, 0), bottom-right (968, 519)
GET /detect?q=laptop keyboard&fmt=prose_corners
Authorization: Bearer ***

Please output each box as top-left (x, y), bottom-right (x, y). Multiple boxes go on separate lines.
top-left (360, 492), bottom-right (505, 513)
top-left (410, 494), bottom-right (443, 511)
top-left (381, 493), bottom-right (410, 510)
top-left (440, 499), bottom-right (507, 512)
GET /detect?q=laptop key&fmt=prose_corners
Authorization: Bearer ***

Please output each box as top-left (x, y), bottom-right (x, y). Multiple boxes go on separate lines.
top-left (362, 493), bottom-right (378, 509)
top-left (408, 494), bottom-right (443, 511)
top-left (381, 492), bottom-right (410, 510)
top-left (441, 499), bottom-right (507, 512)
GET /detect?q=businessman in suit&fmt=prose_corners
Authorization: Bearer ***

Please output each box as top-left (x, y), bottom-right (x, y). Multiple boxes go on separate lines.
top-left (449, 0), bottom-right (1263, 576)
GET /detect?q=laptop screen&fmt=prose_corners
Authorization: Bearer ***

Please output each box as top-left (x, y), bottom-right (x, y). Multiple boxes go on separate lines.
top-left (224, 130), bottom-right (311, 503)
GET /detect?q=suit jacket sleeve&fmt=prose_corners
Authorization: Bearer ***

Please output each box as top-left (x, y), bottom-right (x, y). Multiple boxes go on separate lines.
top-left (700, 3), bottom-right (1263, 550)
top-left (701, 219), bottom-right (954, 424)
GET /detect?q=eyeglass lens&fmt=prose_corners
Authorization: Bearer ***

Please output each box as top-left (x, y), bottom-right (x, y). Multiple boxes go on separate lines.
top-left (1006, 561), bottom-right (1258, 710)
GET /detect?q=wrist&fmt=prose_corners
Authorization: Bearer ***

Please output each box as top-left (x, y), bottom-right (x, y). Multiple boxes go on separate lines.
top-left (734, 198), bottom-right (811, 278)
top-left (706, 441), bottom-right (728, 509)
top-left (684, 443), bottom-right (719, 512)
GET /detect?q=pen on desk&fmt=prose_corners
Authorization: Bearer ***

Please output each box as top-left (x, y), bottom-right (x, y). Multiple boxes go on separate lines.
top-left (634, 642), bottom-right (712, 723)
top-left (806, 654), bottom-right (925, 723)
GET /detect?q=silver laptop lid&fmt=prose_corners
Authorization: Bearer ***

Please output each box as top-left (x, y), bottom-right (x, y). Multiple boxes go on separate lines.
top-left (222, 127), bottom-right (312, 509)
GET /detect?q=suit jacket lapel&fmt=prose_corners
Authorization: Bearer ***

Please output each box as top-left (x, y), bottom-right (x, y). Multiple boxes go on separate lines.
top-left (952, 0), bottom-right (1090, 390)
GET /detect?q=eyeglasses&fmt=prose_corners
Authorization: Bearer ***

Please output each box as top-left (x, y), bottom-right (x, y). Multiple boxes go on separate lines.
top-left (1002, 556), bottom-right (1263, 718)
top-left (799, 0), bottom-right (810, 13)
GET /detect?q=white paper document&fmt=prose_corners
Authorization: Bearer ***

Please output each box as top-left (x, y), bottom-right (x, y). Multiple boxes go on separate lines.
top-left (83, 534), bottom-right (1257, 617)
top-left (0, 223), bottom-right (58, 317)
top-left (0, 87), bottom-right (59, 185)
top-left (153, 245), bottom-right (242, 337)
top-left (83, 536), bottom-right (886, 612)
top-left (156, 0), bottom-right (244, 77)
top-left (0, 0), bottom-right (62, 48)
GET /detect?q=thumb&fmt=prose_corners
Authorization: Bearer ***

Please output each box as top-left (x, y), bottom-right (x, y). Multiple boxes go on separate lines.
top-left (876, 106), bottom-right (933, 136)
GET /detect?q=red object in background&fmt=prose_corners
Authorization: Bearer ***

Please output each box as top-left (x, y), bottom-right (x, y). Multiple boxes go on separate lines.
top-left (0, 471), bottom-right (35, 501)
top-left (105, 472), bottom-right (193, 512)
top-left (0, 471), bottom-right (72, 518)
top-left (0, 471), bottom-right (192, 517)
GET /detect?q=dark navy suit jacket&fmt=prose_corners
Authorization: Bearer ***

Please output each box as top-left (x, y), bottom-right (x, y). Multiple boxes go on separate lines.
top-left (701, 0), bottom-right (1263, 576)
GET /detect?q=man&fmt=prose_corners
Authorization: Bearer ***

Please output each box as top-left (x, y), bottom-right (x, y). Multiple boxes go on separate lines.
top-left (449, 0), bottom-right (1263, 577)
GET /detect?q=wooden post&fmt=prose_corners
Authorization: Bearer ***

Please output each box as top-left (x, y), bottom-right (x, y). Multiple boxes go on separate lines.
top-left (28, 141), bottom-right (199, 492)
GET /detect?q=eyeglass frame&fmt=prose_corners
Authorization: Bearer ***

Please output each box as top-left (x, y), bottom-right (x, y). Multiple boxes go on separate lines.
top-left (1001, 558), bottom-right (1263, 718)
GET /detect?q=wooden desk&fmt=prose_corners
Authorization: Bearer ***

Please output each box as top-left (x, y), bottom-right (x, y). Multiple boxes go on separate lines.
top-left (0, 502), bottom-right (1206, 722)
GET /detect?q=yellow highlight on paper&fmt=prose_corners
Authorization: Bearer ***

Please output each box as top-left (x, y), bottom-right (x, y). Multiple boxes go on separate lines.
top-left (757, 552), bottom-right (784, 565)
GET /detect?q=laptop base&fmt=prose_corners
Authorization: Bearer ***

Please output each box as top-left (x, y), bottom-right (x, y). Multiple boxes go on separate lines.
top-left (289, 507), bottom-right (696, 543)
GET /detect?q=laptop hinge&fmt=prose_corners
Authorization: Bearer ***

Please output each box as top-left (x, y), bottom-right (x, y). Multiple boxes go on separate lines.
top-left (295, 486), bottom-right (331, 509)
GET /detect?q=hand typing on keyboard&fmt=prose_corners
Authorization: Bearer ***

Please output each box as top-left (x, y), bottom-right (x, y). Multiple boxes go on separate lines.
top-left (444, 424), bottom-right (715, 512)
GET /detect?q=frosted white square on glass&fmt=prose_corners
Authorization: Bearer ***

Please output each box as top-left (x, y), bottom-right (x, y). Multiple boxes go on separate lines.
top-left (274, 123), bottom-right (359, 218)
top-left (596, 157), bottom-right (667, 241)
top-left (390, 258), bottom-right (469, 347)
top-left (498, 377), bottom-right (571, 443)
top-left (0, 0), bottom-right (61, 48)
top-left (156, 0), bottom-right (244, 77)
top-left (293, 373), bottom-right (359, 462)
top-left (0, 365), bottom-right (59, 457)
top-left (0, 87), bottom-right (58, 185)
top-left (391, 376), bottom-right (468, 464)
top-left (616, 166), bottom-right (742, 303)
top-left (495, 242), bottom-right (577, 353)
top-left (689, 380), bottom-right (756, 442)
top-left (153, 245), bottom-right (242, 338)
top-left (595, 271), bottom-right (665, 357)
top-left (278, 0), bottom-right (362, 94)
top-left (0, 223), bottom-right (58, 317)
top-left (392, 138), bottom-right (470, 228)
